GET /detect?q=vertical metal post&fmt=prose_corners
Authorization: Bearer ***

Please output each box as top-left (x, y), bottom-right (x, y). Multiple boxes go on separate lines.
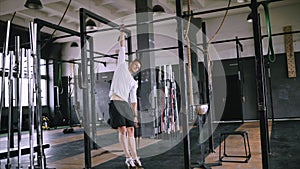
top-left (176, 0), bottom-right (191, 168)
top-left (236, 37), bottom-right (245, 123)
top-left (201, 22), bottom-right (208, 105)
top-left (88, 36), bottom-right (98, 149)
top-left (263, 59), bottom-right (270, 154)
top-left (135, 0), bottom-right (156, 137)
top-left (35, 23), bottom-right (46, 169)
top-left (251, 0), bottom-right (269, 169)
top-left (7, 51), bottom-right (14, 169)
top-left (15, 36), bottom-right (23, 168)
top-left (9, 51), bottom-right (14, 149)
top-left (73, 65), bottom-right (79, 114)
top-left (202, 22), bottom-right (215, 152)
top-left (27, 48), bottom-right (34, 169)
top-left (68, 75), bottom-right (72, 126)
top-left (266, 61), bottom-right (274, 123)
top-left (189, 17), bottom-right (202, 107)
top-left (0, 20), bottom-right (11, 132)
top-left (80, 8), bottom-right (92, 169)
top-left (127, 33), bottom-right (133, 62)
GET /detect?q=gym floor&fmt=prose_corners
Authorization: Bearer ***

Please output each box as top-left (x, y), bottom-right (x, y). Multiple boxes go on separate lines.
top-left (0, 120), bottom-right (299, 169)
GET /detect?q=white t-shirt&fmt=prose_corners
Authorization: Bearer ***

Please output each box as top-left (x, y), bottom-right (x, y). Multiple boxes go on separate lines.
top-left (109, 47), bottom-right (138, 103)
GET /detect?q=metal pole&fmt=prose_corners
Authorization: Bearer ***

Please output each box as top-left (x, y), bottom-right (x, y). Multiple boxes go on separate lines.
top-left (80, 8), bottom-right (92, 169)
top-left (29, 22), bottom-right (39, 168)
top-left (184, 0), bottom-right (282, 17)
top-left (176, 0), bottom-right (191, 168)
top-left (68, 76), bottom-right (73, 128)
top-left (9, 53), bottom-right (14, 150)
top-left (54, 85), bottom-right (60, 128)
top-left (88, 37), bottom-right (98, 149)
top-left (266, 61), bottom-right (274, 123)
top-left (127, 33), bottom-right (133, 62)
top-left (201, 22), bottom-right (215, 152)
top-left (263, 58), bottom-right (271, 154)
top-left (73, 65), bottom-right (79, 117)
top-left (251, 0), bottom-right (269, 168)
top-left (236, 37), bottom-right (245, 123)
top-left (85, 16), bottom-right (177, 34)
top-left (27, 48), bottom-right (34, 169)
top-left (6, 51), bottom-right (14, 169)
top-left (16, 37), bottom-right (23, 169)
top-left (0, 20), bottom-right (11, 132)
top-left (35, 22), bottom-right (46, 169)
top-left (17, 48), bottom-right (24, 168)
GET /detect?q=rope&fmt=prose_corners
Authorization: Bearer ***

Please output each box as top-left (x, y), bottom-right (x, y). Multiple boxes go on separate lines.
top-left (205, 0), bottom-right (231, 94)
top-left (184, 0), bottom-right (194, 106)
top-left (10, 12), bottom-right (16, 23)
top-left (193, 0), bottom-right (231, 114)
top-left (41, 0), bottom-right (72, 50)
top-left (207, 0), bottom-right (231, 45)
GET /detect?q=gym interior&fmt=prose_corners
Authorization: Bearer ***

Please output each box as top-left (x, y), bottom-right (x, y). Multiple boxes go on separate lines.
top-left (0, 0), bottom-right (299, 168)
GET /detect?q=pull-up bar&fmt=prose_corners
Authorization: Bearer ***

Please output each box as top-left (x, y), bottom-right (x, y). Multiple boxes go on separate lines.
top-left (80, 8), bottom-right (131, 34)
top-left (183, 0), bottom-right (282, 17)
top-left (34, 18), bottom-right (81, 37)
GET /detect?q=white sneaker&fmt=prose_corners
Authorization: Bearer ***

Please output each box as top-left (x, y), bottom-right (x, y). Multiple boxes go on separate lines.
top-left (133, 157), bottom-right (142, 167)
top-left (125, 158), bottom-right (136, 168)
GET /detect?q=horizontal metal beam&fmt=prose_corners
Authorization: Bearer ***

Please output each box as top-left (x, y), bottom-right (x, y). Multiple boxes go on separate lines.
top-left (209, 29), bottom-right (300, 45)
top-left (34, 18), bottom-right (81, 37)
top-left (85, 16), bottom-right (177, 34)
top-left (184, 0), bottom-right (282, 17)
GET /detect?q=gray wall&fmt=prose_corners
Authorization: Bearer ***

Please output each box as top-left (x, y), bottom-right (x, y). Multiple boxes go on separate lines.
top-left (270, 52), bottom-right (300, 119)
top-left (220, 52), bottom-right (300, 121)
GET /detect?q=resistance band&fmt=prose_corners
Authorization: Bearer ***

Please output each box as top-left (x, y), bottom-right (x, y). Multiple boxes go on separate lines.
top-left (262, 1), bottom-right (276, 63)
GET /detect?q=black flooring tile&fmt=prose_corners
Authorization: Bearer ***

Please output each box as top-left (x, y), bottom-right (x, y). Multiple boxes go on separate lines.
top-left (269, 120), bottom-right (300, 169)
top-left (6, 121), bottom-right (300, 169)
top-left (94, 123), bottom-right (241, 169)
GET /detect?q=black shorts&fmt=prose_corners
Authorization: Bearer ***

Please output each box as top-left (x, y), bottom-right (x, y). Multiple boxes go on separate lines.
top-left (109, 100), bottom-right (135, 129)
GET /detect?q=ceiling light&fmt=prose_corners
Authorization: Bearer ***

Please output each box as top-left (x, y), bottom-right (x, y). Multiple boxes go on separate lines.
top-left (70, 42), bottom-right (79, 47)
top-left (86, 19), bottom-right (97, 30)
top-left (237, 0), bottom-right (245, 3)
top-left (24, 0), bottom-right (43, 9)
top-left (247, 12), bottom-right (253, 23)
top-left (153, 5), bottom-right (165, 13)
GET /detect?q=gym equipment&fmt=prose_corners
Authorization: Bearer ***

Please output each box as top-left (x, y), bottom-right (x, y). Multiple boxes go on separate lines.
top-left (219, 131), bottom-right (251, 163)
top-left (251, 0), bottom-right (270, 168)
top-left (16, 37), bottom-right (24, 169)
top-left (26, 47), bottom-right (35, 169)
top-left (6, 51), bottom-right (14, 169)
top-left (0, 20), bottom-right (11, 135)
top-left (0, 144), bottom-right (50, 160)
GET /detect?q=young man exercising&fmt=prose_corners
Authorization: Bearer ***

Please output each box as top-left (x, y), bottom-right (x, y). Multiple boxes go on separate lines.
top-left (108, 30), bottom-right (142, 168)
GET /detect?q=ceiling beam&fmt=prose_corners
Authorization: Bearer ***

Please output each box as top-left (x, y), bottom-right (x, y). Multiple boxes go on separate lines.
top-left (193, 0), bottom-right (206, 8)
top-left (100, 0), bottom-right (116, 6)
top-left (18, 10), bottom-right (79, 33)
top-left (42, 5), bottom-right (78, 24)
top-left (71, 0), bottom-right (119, 21)
top-left (114, 0), bottom-right (135, 14)
top-left (154, 0), bottom-right (175, 14)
